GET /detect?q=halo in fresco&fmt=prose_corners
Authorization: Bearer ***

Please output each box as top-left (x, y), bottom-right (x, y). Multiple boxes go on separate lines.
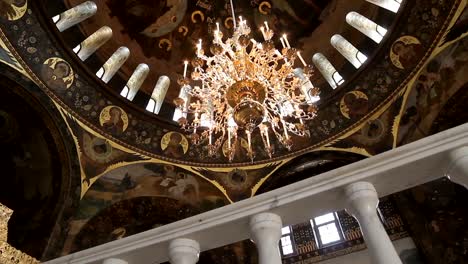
top-left (99, 106), bottom-right (129, 133)
top-left (390, 36), bottom-right (423, 70)
top-left (41, 57), bottom-right (75, 89)
top-left (161, 132), bottom-right (189, 158)
top-left (0, 0), bottom-right (27, 21)
top-left (340, 91), bottom-right (369, 119)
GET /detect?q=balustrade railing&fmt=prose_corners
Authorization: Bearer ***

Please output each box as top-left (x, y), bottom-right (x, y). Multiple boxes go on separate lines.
top-left (43, 123), bottom-right (468, 264)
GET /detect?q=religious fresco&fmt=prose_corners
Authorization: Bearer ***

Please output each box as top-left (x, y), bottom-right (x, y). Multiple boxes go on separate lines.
top-left (390, 36), bottom-right (424, 70)
top-left (70, 196), bottom-right (202, 253)
top-left (0, 2), bottom-right (467, 262)
top-left (64, 113), bottom-right (145, 191)
top-left (397, 35), bottom-right (468, 146)
top-left (326, 95), bottom-right (402, 156)
top-left (339, 91), bottom-right (369, 119)
top-left (0, 65), bottom-right (82, 260)
top-left (99, 105), bottom-right (129, 134)
top-left (0, 0), bottom-right (464, 166)
top-left (394, 178), bottom-right (468, 264)
top-left (41, 57), bottom-right (75, 90)
top-left (195, 163), bottom-right (282, 201)
top-left (161, 131), bottom-right (189, 158)
top-left (62, 162), bottom-right (228, 253)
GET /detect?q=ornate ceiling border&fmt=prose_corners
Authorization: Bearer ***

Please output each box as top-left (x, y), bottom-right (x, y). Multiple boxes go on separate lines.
top-left (0, 0), bottom-right (463, 167)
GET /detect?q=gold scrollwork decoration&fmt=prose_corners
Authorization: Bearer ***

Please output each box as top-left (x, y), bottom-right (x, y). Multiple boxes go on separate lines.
top-left (224, 17), bottom-right (234, 29)
top-left (259, 1), bottom-right (272, 15)
top-left (159, 38), bottom-right (173, 51)
top-left (191, 10), bottom-right (205, 23)
top-left (178, 26), bottom-right (189, 36)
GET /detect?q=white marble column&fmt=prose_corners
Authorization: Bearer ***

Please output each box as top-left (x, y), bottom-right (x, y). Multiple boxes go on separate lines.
top-left (102, 258), bottom-right (128, 264)
top-left (344, 182), bottom-right (402, 264)
top-left (249, 212), bottom-right (283, 264)
top-left (447, 146), bottom-right (468, 189)
top-left (168, 238), bottom-right (200, 264)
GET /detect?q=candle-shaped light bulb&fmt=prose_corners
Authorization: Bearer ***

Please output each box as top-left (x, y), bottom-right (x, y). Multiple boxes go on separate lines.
top-left (283, 34), bottom-right (291, 48)
top-left (264, 21), bottom-right (269, 31)
top-left (260, 26), bottom-right (266, 40)
top-left (183, 60), bottom-right (188, 78)
top-left (197, 39), bottom-right (202, 56)
top-left (262, 125), bottom-right (271, 149)
top-left (266, 130), bottom-right (271, 148)
top-left (228, 128), bottom-right (232, 149)
top-left (216, 22), bottom-right (220, 32)
top-left (283, 121), bottom-right (289, 139)
top-left (280, 38), bottom-right (286, 49)
top-left (297, 51), bottom-right (307, 67)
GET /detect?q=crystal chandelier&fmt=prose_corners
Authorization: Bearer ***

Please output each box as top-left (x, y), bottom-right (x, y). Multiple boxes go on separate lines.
top-left (175, 17), bottom-right (320, 162)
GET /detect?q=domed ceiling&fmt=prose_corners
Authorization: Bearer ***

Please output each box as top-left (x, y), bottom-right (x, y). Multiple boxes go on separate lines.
top-left (1, 0), bottom-right (467, 260)
top-left (0, 0), bottom-right (464, 167)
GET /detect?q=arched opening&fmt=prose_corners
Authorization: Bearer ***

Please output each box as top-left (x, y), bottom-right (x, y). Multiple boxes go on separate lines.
top-left (0, 67), bottom-right (80, 260)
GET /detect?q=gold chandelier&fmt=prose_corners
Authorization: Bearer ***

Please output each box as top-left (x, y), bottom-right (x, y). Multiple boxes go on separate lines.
top-left (175, 18), bottom-right (320, 162)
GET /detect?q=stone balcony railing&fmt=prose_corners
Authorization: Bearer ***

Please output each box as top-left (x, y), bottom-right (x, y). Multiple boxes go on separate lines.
top-left (41, 122), bottom-right (468, 264)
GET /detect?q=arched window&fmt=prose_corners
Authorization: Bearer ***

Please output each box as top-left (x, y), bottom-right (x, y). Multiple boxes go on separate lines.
top-left (96, 47), bottom-right (130, 83)
top-left (147, 76), bottom-right (170, 114)
top-left (280, 226), bottom-right (296, 256)
top-left (366, 0), bottom-right (402, 13)
top-left (346, 12), bottom-right (388, 43)
top-left (73, 26), bottom-right (113, 61)
top-left (52, 1), bottom-right (97, 32)
top-left (312, 53), bottom-right (345, 89)
top-left (122, 63), bottom-right (149, 101)
top-left (331, 34), bottom-right (368, 69)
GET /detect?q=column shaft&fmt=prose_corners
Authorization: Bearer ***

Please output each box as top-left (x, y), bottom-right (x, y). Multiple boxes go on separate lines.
top-left (344, 182), bottom-right (402, 264)
top-left (249, 212), bottom-right (283, 264)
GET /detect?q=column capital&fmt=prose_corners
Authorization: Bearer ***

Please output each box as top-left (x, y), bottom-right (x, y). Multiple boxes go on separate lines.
top-left (249, 212), bottom-right (283, 264)
top-left (168, 238), bottom-right (200, 264)
top-left (447, 146), bottom-right (468, 189)
top-left (344, 181), bottom-right (379, 217)
top-left (343, 182), bottom-right (402, 264)
top-left (249, 212), bottom-right (282, 237)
